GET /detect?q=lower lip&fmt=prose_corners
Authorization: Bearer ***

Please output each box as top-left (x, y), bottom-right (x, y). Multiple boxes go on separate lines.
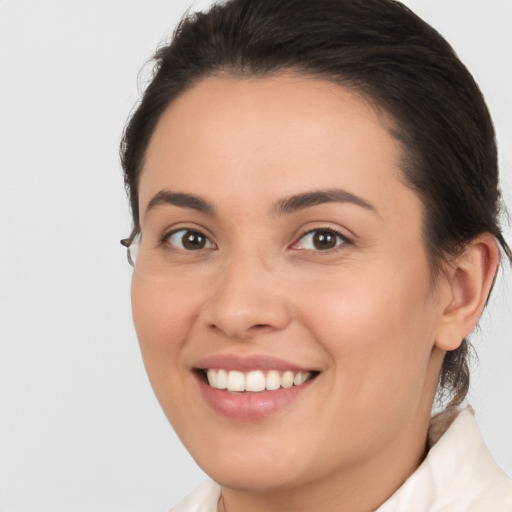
top-left (195, 372), bottom-right (315, 421)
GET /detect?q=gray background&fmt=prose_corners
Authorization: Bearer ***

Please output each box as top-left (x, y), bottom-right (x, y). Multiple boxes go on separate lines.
top-left (0, 1), bottom-right (510, 511)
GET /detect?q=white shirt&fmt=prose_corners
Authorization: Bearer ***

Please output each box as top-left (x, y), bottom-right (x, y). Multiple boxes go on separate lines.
top-left (170, 407), bottom-right (512, 512)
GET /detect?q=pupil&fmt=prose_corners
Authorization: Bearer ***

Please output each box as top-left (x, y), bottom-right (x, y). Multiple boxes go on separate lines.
top-left (313, 231), bottom-right (336, 250)
top-left (183, 231), bottom-right (205, 250)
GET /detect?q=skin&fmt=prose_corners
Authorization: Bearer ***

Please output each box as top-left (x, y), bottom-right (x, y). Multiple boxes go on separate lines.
top-left (131, 75), bottom-right (499, 512)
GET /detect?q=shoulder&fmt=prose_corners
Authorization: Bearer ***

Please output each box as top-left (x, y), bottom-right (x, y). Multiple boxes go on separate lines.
top-left (378, 406), bottom-right (512, 511)
top-left (169, 480), bottom-right (221, 512)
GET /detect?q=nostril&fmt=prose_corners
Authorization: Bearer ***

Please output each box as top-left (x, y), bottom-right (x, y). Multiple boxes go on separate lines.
top-left (203, 294), bottom-right (292, 338)
top-left (249, 324), bottom-right (275, 334)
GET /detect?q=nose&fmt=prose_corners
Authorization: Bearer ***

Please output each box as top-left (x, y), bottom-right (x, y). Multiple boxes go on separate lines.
top-left (200, 252), bottom-right (292, 340)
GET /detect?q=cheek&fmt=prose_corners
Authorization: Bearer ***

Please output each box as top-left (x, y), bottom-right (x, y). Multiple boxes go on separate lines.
top-left (131, 275), bottom-right (197, 371)
top-left (297, 263), bottom-right (438, 394)
top-left (131, 275), bottom-right (206, 427)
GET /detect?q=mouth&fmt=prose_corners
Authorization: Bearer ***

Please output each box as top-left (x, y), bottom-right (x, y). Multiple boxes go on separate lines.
top-left (192, 354), bottom-right (321, 420)
top-left (198, 368), bottom-right (319, 392)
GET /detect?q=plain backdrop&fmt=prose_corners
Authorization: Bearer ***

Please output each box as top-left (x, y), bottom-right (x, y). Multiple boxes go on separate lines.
top-left (0, 1), bottom-right (511, 511)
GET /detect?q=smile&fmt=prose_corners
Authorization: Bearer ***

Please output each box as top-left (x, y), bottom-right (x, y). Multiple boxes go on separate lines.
top-left (205, 369), bottom-right (314, 392)
top-left (193, 355), bottom-right (320, 420)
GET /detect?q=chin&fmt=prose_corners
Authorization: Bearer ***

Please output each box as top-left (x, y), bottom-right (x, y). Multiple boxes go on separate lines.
top-left (180, 428), bottom-right (313, 492)
top-left (201, 460), bottom-right (305, 493)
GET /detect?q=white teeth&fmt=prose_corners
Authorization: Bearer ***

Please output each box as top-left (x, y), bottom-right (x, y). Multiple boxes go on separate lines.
top-left (245, 371), bottom-right (266, 392)
top-left (265, 370), bottom-right (281, 390)
top-left (216, 369), bottom-right (228, 389)
top-left (205, 368), bottom-right (313, 392)
top-left (227, 370), bottom-right (245, 392)
top-left (293, 371), bottom-right (307, 386)
top-left (206, 369), bottom-right (217, 388)
top-left (281, 371), bottom-right (294, 388)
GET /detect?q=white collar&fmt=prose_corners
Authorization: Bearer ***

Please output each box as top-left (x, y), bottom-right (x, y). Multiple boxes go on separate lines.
top-left (376, 406), bottom-right (512, 511)
top-left (171, 407), bottom-right (512, 512)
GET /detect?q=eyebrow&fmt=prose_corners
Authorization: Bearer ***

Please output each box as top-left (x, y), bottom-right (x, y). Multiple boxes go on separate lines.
top-left (145, 188), bottom-right (376, 218)
top-left (146, 190), bottom-right (215, 215)
top-left (273, 189), bottom-right (377, 215)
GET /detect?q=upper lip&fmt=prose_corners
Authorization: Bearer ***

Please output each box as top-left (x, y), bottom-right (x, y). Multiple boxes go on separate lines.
top-left (193, 354), bottom-right (318, 373)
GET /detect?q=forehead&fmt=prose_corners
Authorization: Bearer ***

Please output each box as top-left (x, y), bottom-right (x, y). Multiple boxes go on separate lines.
top-left (139, 74), bottom-right (413, 220)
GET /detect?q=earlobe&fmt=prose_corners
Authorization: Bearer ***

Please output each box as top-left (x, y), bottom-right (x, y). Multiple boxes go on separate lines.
top-left (435, 233), bottom-right (501, 351)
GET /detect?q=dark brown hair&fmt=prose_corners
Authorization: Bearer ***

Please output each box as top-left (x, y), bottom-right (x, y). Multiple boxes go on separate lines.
top-left (120, 0), bottom-right (511, 406)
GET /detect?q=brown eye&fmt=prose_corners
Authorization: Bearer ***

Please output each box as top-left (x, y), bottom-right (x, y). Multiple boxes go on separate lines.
top-left (183, 231), bottom-right (206, 250)
top-left (166, 229), bottom-right (215, 251)
top-left (312, 231), bottom-right (337, 250)
top-left (293, 229), bottom-right (348, 251)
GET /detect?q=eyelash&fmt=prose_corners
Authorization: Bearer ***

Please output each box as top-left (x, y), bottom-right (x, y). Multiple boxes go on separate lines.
top-left (161, 227), bottom-right (351, 253)
top-left (291, 228), bottom-right (350, 252)
top-left (162, 228), bottom-right (217, 251)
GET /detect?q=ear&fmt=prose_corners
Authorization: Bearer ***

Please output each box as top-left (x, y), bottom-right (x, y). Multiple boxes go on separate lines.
top-left (435, 233), bottom-right (501, 351)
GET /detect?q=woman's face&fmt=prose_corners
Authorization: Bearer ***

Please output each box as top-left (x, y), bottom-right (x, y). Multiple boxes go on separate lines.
top-left (132, 75), bottom-right (450, 492)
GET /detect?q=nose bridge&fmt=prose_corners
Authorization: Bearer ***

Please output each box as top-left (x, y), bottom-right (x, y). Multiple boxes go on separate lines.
top-left (201, 247), bottom-right (291, 339)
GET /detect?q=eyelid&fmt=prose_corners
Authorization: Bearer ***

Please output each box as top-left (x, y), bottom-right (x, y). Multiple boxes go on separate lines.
top-left (291, 227), bottom-right (351, 252)
top-left (162, 227), bottom-right (217, 250)
top-left (158, 224), bottom-right (351, 252)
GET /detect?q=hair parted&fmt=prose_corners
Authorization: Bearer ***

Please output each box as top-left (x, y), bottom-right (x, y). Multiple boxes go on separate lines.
top-left (120, 0), bottom-right (511, 407)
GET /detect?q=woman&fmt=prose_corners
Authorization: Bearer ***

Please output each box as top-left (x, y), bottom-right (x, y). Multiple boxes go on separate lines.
top-left (120, 0), bottom-right (512, 510)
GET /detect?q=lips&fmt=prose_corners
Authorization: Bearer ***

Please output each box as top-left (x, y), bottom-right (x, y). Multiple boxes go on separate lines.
top-left (192, 354), bottom-right (319, 420)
